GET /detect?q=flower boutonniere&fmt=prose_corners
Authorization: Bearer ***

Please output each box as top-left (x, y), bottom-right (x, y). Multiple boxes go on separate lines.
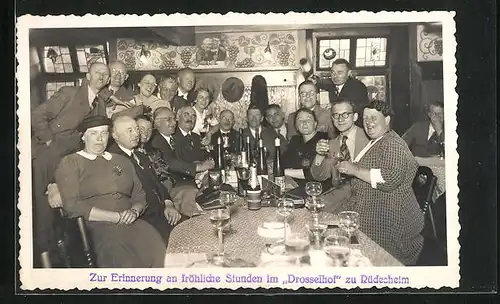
top-left (112, 165), bottom-right (123, 176)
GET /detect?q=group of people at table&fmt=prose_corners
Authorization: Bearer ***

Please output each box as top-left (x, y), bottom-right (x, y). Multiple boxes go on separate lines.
top-left (31, 58), bottom-right (445, 268)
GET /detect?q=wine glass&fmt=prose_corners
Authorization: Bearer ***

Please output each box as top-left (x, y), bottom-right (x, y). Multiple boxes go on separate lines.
top-left (209, 208), bottom-right (231, 264)
top-left (305, 197), bottom-right (326, 225)
top-left (220, 191), bottom-right (236, 214)
top-left (284, 231), bottom-right (311, 264)
top-left (305, 181), bottom-right (322, 198)
top-left (235, 166), bottom-right (250, 197)
top-left (276, 198), bottom-right (294, 241)
top-left (305, 222), bottom-right (327, 250)
top-left (323, 233), bottom-right (350, 267)
top-left (333, 152), bottom-right (347, 184)
top-left (338, 211), bottom-right (360, 243)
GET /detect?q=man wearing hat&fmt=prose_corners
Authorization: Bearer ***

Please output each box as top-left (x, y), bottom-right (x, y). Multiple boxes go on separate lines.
top-left (31, 62), bottom-right (111, 265)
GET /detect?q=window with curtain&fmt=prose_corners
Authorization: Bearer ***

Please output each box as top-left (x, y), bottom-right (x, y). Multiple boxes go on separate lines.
top-left (42, 46), bottom-right (73, 73)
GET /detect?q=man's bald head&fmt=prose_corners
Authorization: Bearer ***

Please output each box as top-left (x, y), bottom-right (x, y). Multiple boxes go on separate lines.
top-left (86, 62), bottom-right (110, 91)
top-left (111, 116), bottom-right (140, 149)
top-left (108, 61), bottom-right (129, 88)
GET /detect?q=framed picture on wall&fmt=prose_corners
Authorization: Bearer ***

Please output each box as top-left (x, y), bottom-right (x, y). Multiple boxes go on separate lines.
top-left (194, 33), bottom-right (228, 67)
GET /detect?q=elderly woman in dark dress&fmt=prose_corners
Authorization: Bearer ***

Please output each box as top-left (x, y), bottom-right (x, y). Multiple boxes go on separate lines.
top-left (336, 100), bottom-right (425, 265)
top-left (55, 116), bottom-right (167, 268)
top-left (281, 108), bottom-right (329, 188)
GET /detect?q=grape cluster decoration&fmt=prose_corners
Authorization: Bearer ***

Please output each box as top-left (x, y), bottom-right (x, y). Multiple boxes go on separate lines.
top-left (235, 58), bottom-right (255, 68)
top-left (180, 48), bottom-right (194, 67)
top-left (227, 45), bottom-right (239, 63)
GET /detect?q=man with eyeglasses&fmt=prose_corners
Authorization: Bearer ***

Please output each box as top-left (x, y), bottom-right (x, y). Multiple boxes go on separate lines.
top-left (402, 100), bottom-right (445, 157)
top-left (286, 80), bottom-right (336, 140)
top-left (310, 99), bottom-right (369, 192)
top-left (107, 61), bottom-right (134, 102)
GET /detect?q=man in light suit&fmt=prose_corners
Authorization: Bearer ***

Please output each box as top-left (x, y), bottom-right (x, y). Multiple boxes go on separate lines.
top-left (310, 99), bottom-right (370, 212)
top-left (31, 62), bottom-right (110, 264)
top-left (286, 80), bottom-right (336, 140)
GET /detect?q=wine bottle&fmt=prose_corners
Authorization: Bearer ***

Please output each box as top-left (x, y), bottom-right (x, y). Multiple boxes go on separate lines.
top-left (256, 138), bottom-right (268, 187)
top-left (240, 133), bottom-right (248, 169)
top-left (215, 136), bottom-right (226, 183)
top-left (247, 163), bottom-right (262, 210)
top-left (273, 137), bottom-right (286, 195)
top-left (246, 136), bottom-right (253, 165)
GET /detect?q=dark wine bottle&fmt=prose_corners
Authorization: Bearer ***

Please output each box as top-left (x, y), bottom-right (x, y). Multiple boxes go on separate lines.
top-left (273, 137), bottom-right (286, 195)
top-left (215, 136), bottom-right (226, 183)
top-left (246, 136), bottom-right (253, 165)
top-left (256, 138), bottom-right (268, 186)
top-left (247, 163), bottom-right (261, 210)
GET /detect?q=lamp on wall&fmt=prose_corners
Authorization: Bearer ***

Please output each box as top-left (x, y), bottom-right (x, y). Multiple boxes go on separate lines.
top-left (139, 45), bottom-right (152, 63)
top-left (263, 41), bottom-right (272, 60)
top-left (46, 48), bottom-right (58, 64)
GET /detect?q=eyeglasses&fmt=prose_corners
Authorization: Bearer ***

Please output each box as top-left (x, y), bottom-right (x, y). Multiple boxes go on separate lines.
top-left (332, 112), bottom-right (353, 120)
top-left (299, 92), bottom-right (316, 98)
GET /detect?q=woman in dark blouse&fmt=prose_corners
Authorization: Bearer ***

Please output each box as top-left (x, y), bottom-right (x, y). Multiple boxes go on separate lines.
top-left (55, 116), bottom-right (167, 268)
top-left (282, 108), bottom-right (329, 187)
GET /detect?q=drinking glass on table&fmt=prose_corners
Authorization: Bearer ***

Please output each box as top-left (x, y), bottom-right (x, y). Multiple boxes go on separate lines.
top-left (305, 196), bottom-right (326, 225)
top-left (338, 211), bottom-right (359, 243)
top-left (305, 181), bottom-right (322, 199)
top-left (284, 231), bottom-right (311, 264)
top-left (439, 141), bottom-right (445, 160)
top-left (220, 190), bottom-right (236, 214)
top-left (276, 198), bottom-right (294, 241)
top-left (209, 208), bottom-right (231, 263)
top-left (323, 233), bottom-right (350, 267)
top-left (333, 152), bottom-right (348, 184)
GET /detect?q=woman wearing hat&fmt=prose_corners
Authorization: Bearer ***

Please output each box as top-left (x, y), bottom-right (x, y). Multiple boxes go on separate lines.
top-left (55, 116), bottom-right (167, 268)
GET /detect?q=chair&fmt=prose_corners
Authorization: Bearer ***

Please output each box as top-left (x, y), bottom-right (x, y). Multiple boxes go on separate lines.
top-left (50, 208), bottom-right (97, 268)
top-left (412, 166), bottom-right (438, 239)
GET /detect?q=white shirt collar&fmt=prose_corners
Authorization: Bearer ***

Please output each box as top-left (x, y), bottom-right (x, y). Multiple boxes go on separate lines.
top-left (428, 123), bottom-right (436, 140)
top-left (178, 88), bottom-right (188, 100)
top-left (117, 144), bottom-right (134, 157)
top-left (77, 150), bottom-right (112, 160)
top-left (276, 125), bottom-right (287, 137)
top-left (336, 83), bottom-right (345, 93)
top-left (88, 86), bottom-right (98, 107)
top-left (179, 127), bottom-right (191, 136)
top-left (250, 127), bottom-right (261, 138)
top-left (220, 129), bottom-right (231, 135)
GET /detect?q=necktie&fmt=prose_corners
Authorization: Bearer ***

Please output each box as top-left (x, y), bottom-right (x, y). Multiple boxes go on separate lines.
top-left (333, 85), bottom-right (340, 97)
top-left (169, 137), bottom-right (176, 151)
top-left (185, 133), bottom-right (194, 147)
top-left (91, 95), bottom-right (99, 109)
top-left (340, 135), bottom-right (351, 161)
top-left (130, 151), bottom-right (143, 169)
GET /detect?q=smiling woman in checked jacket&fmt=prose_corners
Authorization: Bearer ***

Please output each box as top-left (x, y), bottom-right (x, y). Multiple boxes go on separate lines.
top-left (336, 100), bottom-right (425, 266)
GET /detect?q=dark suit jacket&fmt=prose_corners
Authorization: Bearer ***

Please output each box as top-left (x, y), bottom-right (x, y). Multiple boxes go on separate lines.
top-left (108, 142), bottom-right (172, 215)
top-left (174, 128), bottom-right (209, 163)
top-left (318, 77), bottom-right (369, 109)
top-left (210, 129), bottom-right (239, 154)
top-left (169, 92), bottom-right (195, 113)
top-left (112, 86), bottom-right (135, 102)
top-left (241, 126), bottom-right (287, 162)
top-left (31, 85), bottom-right (106, 159)
top-left (402, 121), bottom-right (444, 157)
top-left (150, 130), bottom-right (198, 181)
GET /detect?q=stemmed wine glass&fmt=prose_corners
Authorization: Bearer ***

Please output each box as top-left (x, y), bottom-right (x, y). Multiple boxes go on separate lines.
top-left (338, 211), bottom-right (360, 244)
top-left (209, 208), bottom-right (231, 265)
top-left (305, 181), bottom-right (323, 224)
top-left (323, 233), bottom-right (350, 267)
top-left (276, 198), bottom-right (294, 242)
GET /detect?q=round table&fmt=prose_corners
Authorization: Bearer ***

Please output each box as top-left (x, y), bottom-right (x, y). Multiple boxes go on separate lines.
top-left (415, 156), bottom-right (446, 200)
top-left (166, 205), bottom-right (403, 267)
